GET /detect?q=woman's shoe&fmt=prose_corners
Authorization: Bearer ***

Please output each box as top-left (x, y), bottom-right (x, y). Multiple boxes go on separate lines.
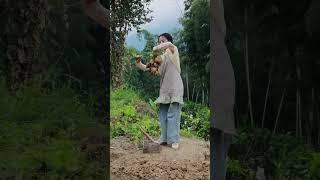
top-left (171, 143), bottom-right (179, 149)
top-left (155, 139), bottom-right (167, 145)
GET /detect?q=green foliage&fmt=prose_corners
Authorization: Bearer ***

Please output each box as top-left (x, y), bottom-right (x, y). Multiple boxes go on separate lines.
top-left (110, 87), bottom-right (211, 142)
top-left (124, 47), bottom-right (144, 89)
top-left (1, 0), bottom-right (107, 179)
top-left (0, 80), bottom-right (105, 179)
top-left (124, 30), bottom-right (160, 99)
top-left (111, 0), bottom-right (153, 32)
top-left (44, 0), bottom-right (107, 118)
top-left (177, 0), bottom-right (210, 103)
top-left (226, 159), bottom-right (255, 180)
top-left (180, 129), bottom-right (198, 139)
top-left (181, 101), bottom-right (210, 139)
top-left (111, 87), bottom-right (160, 142)
top-left (110, 85), bottom-right (140, 116)
top-left (148, 98), bottom-right (159, 112)
top-left (15, 139), bottom-right (82, 178)
top-left (228, 128), bottom-right (317, 179)
top-left (309, 153), bottom-right (320, 179)
top-left (111, 0), bottom-right (153, 87)
top-left (138, 29), bottom-right (158, 58)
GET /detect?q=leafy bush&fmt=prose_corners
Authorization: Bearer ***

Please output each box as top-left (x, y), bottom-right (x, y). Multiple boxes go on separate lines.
top-left (226, 159), bottom-right (255, 180)
top-left (111, 86), bottom-right (160, 142)
top-left (228, 127), bottom-right (317, 179)
top-left (0, 80), bottom-right (105, 179)
top-left (181, 101), bottom-right (210, 139)
top-left (309, 152), bottom-right (320, 179)
top-left (110, 87), bottom-right (212, 142)
top-left (111, 87), bottom-right (211, 142)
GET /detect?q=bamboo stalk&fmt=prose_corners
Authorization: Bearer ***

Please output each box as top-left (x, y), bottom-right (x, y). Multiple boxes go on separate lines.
top-left (202, 82), bottom-right (205, 104)
top-left (186, 66), bottom-right (190, 101)
top-left (196, 89), bottom-right (200, 103)
top-left (192, 84), bottom-right (195, 101)
top-left (296, 64), bottom-right (302, 137)
top-left (307, 88), bottom-right (314, 144)
top-left (273, 88), bottom-right (286, 134)
top-left (244, 7), bottom-right (254, 127)
top-left (296, 89), bottom-right (299, 137)
top-left (262, 62), bottom-right (273, 128)
top-left (299, 90), bottom-right (302, 137)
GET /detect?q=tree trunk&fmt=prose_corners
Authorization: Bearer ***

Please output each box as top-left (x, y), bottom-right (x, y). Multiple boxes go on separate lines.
top-left (111, 31), bottom-right (126, 88)
top-left (3, 0), bottom-right (48, 92)
top-left (244, 7), bottom-right (254, 127)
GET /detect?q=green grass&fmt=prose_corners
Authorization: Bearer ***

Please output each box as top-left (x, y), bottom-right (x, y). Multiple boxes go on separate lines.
top-left (111, 86), bottom-right (160, 142)
top-left (0, 80), bottom-right (106, 179)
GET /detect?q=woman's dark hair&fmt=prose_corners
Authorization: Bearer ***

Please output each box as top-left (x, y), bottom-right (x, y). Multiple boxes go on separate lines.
top-left (158, 33), bottom-right (173, 43)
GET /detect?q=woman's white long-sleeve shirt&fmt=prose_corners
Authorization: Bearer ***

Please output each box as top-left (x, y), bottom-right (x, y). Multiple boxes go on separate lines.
top-left (135, 42), bottom-right (184, 104)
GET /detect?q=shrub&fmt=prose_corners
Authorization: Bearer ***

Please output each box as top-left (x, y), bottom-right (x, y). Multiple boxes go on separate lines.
top-left (0, 80), bottom-right (104, 179)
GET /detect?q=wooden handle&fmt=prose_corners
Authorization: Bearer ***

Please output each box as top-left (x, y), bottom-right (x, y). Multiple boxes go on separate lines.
top-left (140, 127), bottom-right (155, 142)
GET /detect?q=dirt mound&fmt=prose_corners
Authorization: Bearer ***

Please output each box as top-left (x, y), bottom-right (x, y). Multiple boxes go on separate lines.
top-left (111, 136), bottom-right (210, 180)
top-left (111, 159), bottom-right (209, 180)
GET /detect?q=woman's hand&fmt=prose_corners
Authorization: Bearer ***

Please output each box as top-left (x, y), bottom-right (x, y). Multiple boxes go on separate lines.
top-left (135, 55), bottom-right (142, 64)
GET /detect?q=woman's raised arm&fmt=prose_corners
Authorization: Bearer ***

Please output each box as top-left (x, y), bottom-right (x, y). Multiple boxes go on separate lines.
top-left (134, 56), bottom-right (149, 71)
top-left (153, 42), bottom-right (175, 51)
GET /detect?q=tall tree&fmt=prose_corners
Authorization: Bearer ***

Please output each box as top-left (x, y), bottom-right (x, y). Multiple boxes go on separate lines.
top-left (110, 0), bottom-right (152, 88)
top-left (1, 0), bottom-right (48, 92)
top-left (179, 0), bottom-right (209, 103)
top-left (222, 0), bottom-right (320, 145)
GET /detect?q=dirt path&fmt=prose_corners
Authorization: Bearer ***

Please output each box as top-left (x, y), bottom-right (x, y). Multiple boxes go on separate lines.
top-left (111, 136), bottom-right (210, 180)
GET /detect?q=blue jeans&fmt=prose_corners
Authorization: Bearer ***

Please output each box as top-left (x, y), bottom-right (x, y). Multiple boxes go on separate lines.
top-left (159, 103), bottom-right (182, 144)
top-left (210, 127), bottom-right (232, 180)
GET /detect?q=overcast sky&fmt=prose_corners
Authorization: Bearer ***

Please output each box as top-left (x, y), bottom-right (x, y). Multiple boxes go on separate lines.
top-left (125, 0), bottom-right (185, 50)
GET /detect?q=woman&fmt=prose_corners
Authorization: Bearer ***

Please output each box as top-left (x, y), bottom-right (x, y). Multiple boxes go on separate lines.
top-left (135, 33), bottom-right (184, 149)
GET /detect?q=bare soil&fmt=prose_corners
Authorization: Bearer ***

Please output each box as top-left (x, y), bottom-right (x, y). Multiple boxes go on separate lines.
top-left (111, 136), bottom-right (210, 180)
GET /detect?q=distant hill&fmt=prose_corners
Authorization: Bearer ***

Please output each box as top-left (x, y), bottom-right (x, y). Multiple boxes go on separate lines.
top-left (124, 0), bottom-right (184, 51)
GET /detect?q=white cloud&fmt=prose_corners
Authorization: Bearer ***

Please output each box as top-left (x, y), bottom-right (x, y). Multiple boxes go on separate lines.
top-left (144, 0), bottom-right (184, 31)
